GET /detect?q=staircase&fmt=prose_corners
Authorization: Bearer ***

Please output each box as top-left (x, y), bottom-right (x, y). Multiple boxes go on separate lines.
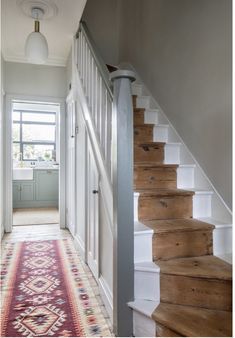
top-left (129, 90), bottom-right (232, 336)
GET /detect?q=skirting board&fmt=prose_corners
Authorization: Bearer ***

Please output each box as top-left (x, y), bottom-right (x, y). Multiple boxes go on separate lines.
top-left (98, 275), bottom-right (113, 324)
top-left (73, 234), bottom-right (85, 261)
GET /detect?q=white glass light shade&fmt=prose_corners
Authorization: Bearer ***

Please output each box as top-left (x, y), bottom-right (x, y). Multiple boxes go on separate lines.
top-left (25, 32), bottom-right (48, 64)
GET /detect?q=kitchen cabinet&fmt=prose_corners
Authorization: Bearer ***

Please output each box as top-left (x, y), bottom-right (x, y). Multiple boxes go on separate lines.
top-left (35, 170), bottom-right (58, 201)
top-left (13, 182), bottom-right (34, 202)
top-left (13, 169), bottom-right (58, 208)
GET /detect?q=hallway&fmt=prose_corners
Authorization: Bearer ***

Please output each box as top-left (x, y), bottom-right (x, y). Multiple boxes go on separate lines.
top-left (1, 225), bottom-right (113, 337)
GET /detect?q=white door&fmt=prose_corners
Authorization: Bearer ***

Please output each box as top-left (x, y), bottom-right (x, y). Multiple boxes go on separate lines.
top-left (87, 142), bottom-right (99, 281)
top-left (66, 100), bottom-right (76, 236)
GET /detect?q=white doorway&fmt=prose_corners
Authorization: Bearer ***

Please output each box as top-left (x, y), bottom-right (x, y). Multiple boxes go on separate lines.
top-left (65, 99), bottom-right (76, 236)
top-left (4, 95), bottom-right (66, 233)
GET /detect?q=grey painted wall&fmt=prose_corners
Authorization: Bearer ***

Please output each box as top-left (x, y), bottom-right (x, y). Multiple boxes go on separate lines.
top-left (5, 62), bottom-right (67, 98)
top-left (82, 0), bottom-right (121, 65)
top-left (119, 0), bottom-right (232, 209)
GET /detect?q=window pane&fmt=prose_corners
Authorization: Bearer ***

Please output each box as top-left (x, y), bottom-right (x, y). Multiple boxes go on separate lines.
top-left (23, 144), bottom-right (54, 160)
top-left (13, 143), bottom-right (20, 160)
top-left (12, 123), bottom-right (20, 142)
top-left (12, 111), bottom-right (20, 121)
top-left (22, 124), bottom-right (55, 142)
top-left (22, 112), bottom-right (56, 123)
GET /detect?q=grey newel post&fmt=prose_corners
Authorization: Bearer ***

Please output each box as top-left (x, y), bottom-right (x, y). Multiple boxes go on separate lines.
top-left (110, 70), bottom-right (136, 337)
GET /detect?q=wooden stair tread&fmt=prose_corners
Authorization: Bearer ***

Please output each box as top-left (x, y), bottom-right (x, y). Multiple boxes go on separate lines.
top-left (158, 255), bottom-right (232, 280)
top-left (135, 188), bottom-right (195, 197)
top-left (134, 124), bottom-right (155, 127)
top-left (134, 108), bottom-right (145, 113)
top-left (142, 218), bottom-right (215, 234)
top-left (152, 303), bottom-right (232, 337)
top-left (135, 142), bottom-right (165, 146)
top-left (134, 162), bottom-right (178, 168)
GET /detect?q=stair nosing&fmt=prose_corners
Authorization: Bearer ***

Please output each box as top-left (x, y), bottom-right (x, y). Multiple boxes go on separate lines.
top-left (143, 219), bottom-right (215, 234)
top-left (157, 256), bottom-right (232, 281)
top-left (152, 303), bottom-right (232, 337)
top-left (134, 123), bottom-right (155, 127)
top-left (134, 188), bottom-right (195, 197)
top-left (134, 163), bottom-right (178, 168)
top-left (135, 141), bottom-right (165, 146)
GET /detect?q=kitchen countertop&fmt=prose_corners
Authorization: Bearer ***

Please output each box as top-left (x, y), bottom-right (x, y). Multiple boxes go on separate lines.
top-left (32, 167), bottom-right (59, 170)
top-left (13, 167), bottom-right (59, 170)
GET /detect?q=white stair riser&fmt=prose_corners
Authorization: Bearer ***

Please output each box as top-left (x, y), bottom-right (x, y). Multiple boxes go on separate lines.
top-left (193, 193), bottom-right (212, 218)
top-left (134, 232), bottom-right (153, 263)
top-left (144, 110), bottom-right (159, 125)
top-left (132, 84), bottom-right (143, 96)
top-left (164, 144), bottom-right (181, 164)
top-left (133, 310), bottom-right (156, 337)
top-left (153, 125), bottom-right (168, 142)
top-left (213, 226), bottom-right (232, 256)
top-left (136, 96), bottom-right (150, 109)
top-left (177, 166), bottom-right (195, 189)
top-left (135, 269), bottom-right (160, 301)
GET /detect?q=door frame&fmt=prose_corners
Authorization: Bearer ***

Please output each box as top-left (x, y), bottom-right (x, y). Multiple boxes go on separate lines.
top-left (4, 94), bottom-right (66, 232)
top-left (65, 95), bottom-right (76, 236)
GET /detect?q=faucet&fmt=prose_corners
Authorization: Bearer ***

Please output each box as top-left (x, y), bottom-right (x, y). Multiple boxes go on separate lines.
top-left (18, 152), bottom-right (24, 168)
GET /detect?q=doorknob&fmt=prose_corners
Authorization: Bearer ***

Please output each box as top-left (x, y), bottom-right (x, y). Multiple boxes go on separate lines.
top-left (92, 190), bottom-right (99, 194)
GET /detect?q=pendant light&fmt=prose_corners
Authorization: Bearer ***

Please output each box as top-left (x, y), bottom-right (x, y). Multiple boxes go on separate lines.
top-left (25, 7), bottom-right (48, 64)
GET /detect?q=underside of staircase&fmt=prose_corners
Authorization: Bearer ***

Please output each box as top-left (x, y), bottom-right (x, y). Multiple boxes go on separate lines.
top-left (132, 94), bottom-right (232, 337)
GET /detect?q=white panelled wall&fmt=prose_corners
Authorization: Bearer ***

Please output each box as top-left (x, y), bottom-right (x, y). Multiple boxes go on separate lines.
top-left (66, 89), bottom-right (114, 321)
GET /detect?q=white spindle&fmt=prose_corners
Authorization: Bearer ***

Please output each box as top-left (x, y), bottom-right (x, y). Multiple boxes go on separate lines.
top-left (91, 58), bottom-right (94, 117)
top-left (97, 75), bottom-right (101, 140)
top-left (85, 43), bottom-right (89, 94)
top-left (87, 49), bottom-right (91, 107)
top-left (106, 96), bottom-right (112, 176)
top-left (80, 33), bottom-right (83, 80)
top-left (94, 66), bottom-right (98, 128)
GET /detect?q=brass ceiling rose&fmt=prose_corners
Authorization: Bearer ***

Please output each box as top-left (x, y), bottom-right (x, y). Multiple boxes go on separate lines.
top-left (17, 0), bottom-right (58, 20)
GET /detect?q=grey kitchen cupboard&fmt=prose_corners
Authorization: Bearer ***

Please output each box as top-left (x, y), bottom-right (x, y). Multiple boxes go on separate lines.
top-left (35, 170), bottom-right (58, 201)
top-left (13, 169), bottom-right (58, 208)
top-left (13, 182), bottom-right (34, 202)
top-left (13, 182), bottom-right (21, 203)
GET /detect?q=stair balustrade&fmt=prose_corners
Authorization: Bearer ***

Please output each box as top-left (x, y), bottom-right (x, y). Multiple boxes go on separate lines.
top-left (76, 22), bottom-right (113, 177)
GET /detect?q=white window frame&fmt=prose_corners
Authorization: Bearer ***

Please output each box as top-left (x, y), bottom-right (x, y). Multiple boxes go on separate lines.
top-left (13, 109), bottom-right (57, 161)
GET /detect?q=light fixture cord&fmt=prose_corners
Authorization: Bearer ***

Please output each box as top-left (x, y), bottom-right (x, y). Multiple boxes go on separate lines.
top-left (35, 20), bottom-right (40, 32)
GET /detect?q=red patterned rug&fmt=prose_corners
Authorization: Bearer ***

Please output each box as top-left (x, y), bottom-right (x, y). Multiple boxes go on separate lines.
top-left (1, 239), bottom-right (111, 337)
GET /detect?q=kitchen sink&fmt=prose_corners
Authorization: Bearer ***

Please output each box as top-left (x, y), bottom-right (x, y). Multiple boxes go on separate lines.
top-left (13, 168), bottom-right (34, 180)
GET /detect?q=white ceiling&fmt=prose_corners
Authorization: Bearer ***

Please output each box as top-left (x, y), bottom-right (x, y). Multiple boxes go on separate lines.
top-left (2, 0), bottom-right (87, 67)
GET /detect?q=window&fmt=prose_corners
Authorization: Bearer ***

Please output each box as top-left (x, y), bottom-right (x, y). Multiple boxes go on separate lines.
top-left (13, 109), bottom-right (56, 161)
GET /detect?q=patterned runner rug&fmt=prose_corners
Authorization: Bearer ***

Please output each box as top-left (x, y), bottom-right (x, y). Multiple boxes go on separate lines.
top-left (1, 239), bottom-right (111, 337)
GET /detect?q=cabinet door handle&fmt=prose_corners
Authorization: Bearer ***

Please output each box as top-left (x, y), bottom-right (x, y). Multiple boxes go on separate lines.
top-left (92, 190), bottom-right (99, 194)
